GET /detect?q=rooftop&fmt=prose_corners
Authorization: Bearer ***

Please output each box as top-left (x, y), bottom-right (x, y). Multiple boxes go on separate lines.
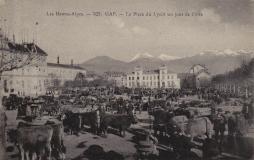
top-left (190, 64), bottom-right (207, 70)
top-left (104, 71), bottom-right (126, 77)
top-left (6, 42), bottom-right (48, 56)
top-left (47, 63), bottom-right (85, 70)
top-left (128, 68), bottom-right (175, 75)
top-left (143, 69), bottom-right (159, 74)
top-left (196, 69), bottom-right (210, 75)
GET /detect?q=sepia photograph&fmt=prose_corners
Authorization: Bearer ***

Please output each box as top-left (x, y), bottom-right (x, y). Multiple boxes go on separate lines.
top-left (0, 0), bottom-right (254, 159)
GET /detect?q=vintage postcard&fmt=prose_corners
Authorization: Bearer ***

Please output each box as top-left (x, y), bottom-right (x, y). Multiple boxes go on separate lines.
top-left (0, 0), bottom-right (253, 160)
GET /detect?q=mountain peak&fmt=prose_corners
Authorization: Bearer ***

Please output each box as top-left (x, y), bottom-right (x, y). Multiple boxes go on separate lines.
top-left (198, 49), bottom-right (242, 56)
top-left (158, 54), bottom-right (180, 61)
top-left (130, 53), bottom-right (154, 62)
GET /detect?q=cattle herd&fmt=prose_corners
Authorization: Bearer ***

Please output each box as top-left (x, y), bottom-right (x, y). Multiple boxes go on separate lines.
top-left (2, 87), bottom-right (254, 160)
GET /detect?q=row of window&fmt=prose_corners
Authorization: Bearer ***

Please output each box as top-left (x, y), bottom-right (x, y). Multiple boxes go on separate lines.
top-left (9, 67), bottom-right (47, 75)
top-left (5, 79), bottom-right (50, 88)
top-left (136, 70), bottom-right (167, 75)
top-left (128, 81), bottom-right (176, 88)
top-left (128, 75), bottom-right (176, 81)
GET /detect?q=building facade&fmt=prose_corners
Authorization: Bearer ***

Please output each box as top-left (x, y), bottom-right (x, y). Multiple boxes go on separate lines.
top-left (1, 37), bottom-right (48, 96)
top-left (126, 66), bottom-right (180, 89)
top-left (104, 71), bottom-right (127, 87)
top-left (47, 58), bottom-right (86, 88)
top-left (1, 37), bottom-right (86, 96)
top-left (189, 64), bottom-right (211, 88)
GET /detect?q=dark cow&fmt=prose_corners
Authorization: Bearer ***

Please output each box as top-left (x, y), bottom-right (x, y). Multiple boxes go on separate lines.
top-left (62, 112), bottom-right (81, 135)
top-left (100, 112), bottom-right (137, 137)
top-left (80, 111), bottom-right (100, 135)
top-left (174, 107), bottom-right (195, 119)
top-left (152, 109), bottom-right (174, 136)
top-left (16, 122), bottom-right (53, 160)
top-left (62, 110), bottom-right (101, 135)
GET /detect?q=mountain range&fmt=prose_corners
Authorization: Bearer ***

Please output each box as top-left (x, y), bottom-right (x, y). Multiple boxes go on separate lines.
top-left (80, 49), bottom-right (254, 75)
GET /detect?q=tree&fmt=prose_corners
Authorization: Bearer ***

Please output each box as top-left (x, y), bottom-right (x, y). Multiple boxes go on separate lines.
top-left (75, 72), bottom-right (86, 81)
top-left (212, 58), bottom-right (254, 97)
top-left (0, 32), bottom-right (42, 159)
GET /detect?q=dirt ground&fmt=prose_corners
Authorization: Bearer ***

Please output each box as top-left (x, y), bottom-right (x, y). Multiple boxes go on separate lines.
top-left (5, 110), bottom-right (142, 160)
top-left (5, 110), bottom-right (254, 160)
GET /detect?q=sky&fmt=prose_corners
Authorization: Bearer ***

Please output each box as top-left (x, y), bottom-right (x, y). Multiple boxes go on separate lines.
top-left (0, 0), bottom-right (254, 64)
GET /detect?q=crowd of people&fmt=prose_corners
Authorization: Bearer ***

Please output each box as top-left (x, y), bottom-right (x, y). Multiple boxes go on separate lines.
top-left (2, 86), bottom-right (254, 159)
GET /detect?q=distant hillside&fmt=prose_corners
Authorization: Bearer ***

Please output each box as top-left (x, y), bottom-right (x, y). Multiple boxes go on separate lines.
top-left (81, 50), bottom-right (254, 75)
top-left (165, 53), bottom-right (250, 74)
top-left (81, 56), bottom-right (127, 74)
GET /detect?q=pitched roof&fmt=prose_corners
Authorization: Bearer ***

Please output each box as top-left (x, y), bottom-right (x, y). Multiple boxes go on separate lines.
top-left (196, 69), bottom-right (210, 75)
top-left (143, 69), bottom-right (159, 74)
top-left (190, 64), bottom-right (206, 70)
top-left (7, 42), bottom-right (47, 56)
top-left (104, 71), bottom-right (126, 77)
top-left (47, 63), bottom-right (85, 70)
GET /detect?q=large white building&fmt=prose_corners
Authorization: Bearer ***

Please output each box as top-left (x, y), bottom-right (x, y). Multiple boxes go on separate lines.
top-left (1, 40), bottom-right (48, 96)
top-left (189, 64), bottom-right (211, 88)
top-left (0, 36), bottom-right (86, 96)
top-left (47, 57), bottom-right (87, 87)
top-left (126, 66), bottom-right (180, 89)
top-left (104, 71), bottom-right (127, 87)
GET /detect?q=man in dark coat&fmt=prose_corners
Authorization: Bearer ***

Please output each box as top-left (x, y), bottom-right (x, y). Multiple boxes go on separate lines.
top-left (242, 98), bottom-right (254, 126)
top-left (213, 108), bottom-right (227, 152)
top-left (0, 108), bottom-right (7, 160)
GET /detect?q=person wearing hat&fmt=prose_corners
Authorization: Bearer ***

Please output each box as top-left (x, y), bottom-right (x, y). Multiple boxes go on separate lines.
top-left (213, 108), bottom-right (226, 152)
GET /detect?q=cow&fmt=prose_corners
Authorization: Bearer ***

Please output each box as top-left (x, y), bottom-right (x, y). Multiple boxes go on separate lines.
top-left (167, 115), bottom-right (188, 135)
top-left (16, 122), bottom-right (53, 160)
top-left (45, 121), bottom-right (66, 160)
top-left (61, 110), bottom-right (100, 135)
top-left (100, 112), bottom-right (138, 137)
top-left (152, 109), bottom-right (174, 136)
top-left (79, 111), bottom-right (100, 135)
top-left (174, 107), bottom-right (195, 119)
top-left (168, 116), bottom-right (213, 141)
top-left (185, 117), bottom-right (213, 140)
top-left (62, 111), bottom-right (81, 135)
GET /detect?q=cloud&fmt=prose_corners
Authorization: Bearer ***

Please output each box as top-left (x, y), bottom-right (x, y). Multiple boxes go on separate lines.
top-left (108, 18), bottom-right (150, 37)
top-left (199, 8), bottom-right (221, 23)
top-left (131, 26), bottom-right (150, 35)
top-left (110, 17), bottom-right (125, 29)
top-left (0, 0), bottom-right (5, 6)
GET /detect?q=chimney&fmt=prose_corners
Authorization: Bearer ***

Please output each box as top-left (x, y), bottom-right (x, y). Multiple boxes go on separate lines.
top-left (71, 59), bottom-right (73, 66)
top-left (13, 34), bottom-right (15, 43)
top-left (57, 56), bottom-right (59, 64)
